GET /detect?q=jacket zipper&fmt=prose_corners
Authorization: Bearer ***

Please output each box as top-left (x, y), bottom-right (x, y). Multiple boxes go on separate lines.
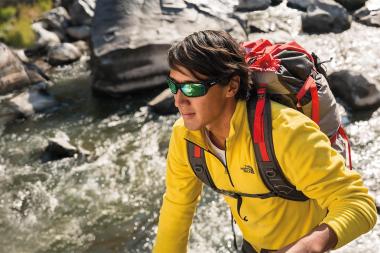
top-left (203, 141), bottom-right (235, 188)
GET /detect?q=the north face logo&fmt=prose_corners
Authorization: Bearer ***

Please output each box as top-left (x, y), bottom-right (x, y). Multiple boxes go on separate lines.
top-left (241, 165), bottom-right (255, 174)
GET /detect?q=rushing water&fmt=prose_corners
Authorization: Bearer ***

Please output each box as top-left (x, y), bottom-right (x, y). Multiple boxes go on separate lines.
top-left (1, 17), bottom-right (380, 253)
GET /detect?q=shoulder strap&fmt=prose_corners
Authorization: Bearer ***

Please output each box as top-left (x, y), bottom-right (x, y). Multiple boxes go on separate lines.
top-left (186, 139), bottom-right (276, 221)
top-left (247, 85), bottom-right (308, 201)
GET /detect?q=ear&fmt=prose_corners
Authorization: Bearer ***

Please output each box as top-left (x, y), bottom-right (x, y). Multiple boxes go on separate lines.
top-left (225, 75), bottom-right (240, 98)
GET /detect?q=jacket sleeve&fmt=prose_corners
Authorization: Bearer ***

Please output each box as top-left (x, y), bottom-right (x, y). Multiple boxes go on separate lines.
top-left (153, 128), bottom-right (203, 253)
top-left (273, 108), bottom-right (377, 249)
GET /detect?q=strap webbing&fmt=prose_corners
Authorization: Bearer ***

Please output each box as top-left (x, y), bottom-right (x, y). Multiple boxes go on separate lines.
top-left (296, 76), bottom-right (320, 124)
top-left (338, 126), bottom-right (353, 170)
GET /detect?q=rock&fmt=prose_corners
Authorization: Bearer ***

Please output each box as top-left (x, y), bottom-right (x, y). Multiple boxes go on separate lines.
top-left (68, 0), bottom-right (96, 26)
top-left (91, 0), bottom-right (246, 96)
top-left (234, 0), bottom-right (271, 12)
top-left (246, 2), bottom-right (302, 34)
top-left (354, 6), bottom-right (380, 27)
top-left (375, 195), bottom-right (380, 214)
top-left (148, 89), bottom-right (177, 115)
top-left (47, 43), bottom-right (82, 66)
top-left (41, 131), bottom-right (79, 162)
top-left (334, 0), bottom-right (367, 11)
top-left (0, 43), bottom-right (48, 95)
top-left (270, 0), bottom-right (283, 6)
top-left (328, 70), bottom-right (380, 111)
top-left (287, 0), bottom-right (315, 12)
top-left (302, 0), bottom-right (351, 34)
top-left (38, 7), bottom-right (71, 39)
top-left (73, 40), bottom-right (89, 53)
top-left (66, 25), bottom-right (91, 40)
top-left (8, 84), bottom-right (59, 117)
top-left (32, 22), bottom-right (61, 48)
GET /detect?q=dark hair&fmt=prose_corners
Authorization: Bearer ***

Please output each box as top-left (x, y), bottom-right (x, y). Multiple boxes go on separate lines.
top-left (168, 30), bottom-right (250, 100)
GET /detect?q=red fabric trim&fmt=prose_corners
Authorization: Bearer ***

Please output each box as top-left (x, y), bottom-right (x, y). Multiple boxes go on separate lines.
top-left (309, 79), bottom-right (320, 124)
top-left (253, 86), bottom-right (270, 162)
top-left (338, 126), bottom-right (353, 170)
top-left (271, 41), bottom-right (315, 63)
top-left (296, 77), bottom-right (320, 124)
top-left (194, 145), bottom-right (201, 158)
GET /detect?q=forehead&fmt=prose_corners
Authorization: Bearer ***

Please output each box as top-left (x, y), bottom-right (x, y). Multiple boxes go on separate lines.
top-left (169, 65), bottom-right (208, 82)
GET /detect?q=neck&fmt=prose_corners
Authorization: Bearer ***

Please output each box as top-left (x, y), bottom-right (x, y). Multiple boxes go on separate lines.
top-left (206, 99), bottom-right (237, 150)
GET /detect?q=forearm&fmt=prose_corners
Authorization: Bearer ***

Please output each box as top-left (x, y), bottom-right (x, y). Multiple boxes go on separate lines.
top-left (276, 223), bottom-right (337, 253)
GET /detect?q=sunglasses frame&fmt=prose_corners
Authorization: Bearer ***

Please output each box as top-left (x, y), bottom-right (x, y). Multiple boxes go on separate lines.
top-left (167, 76), bottom-right (220, 97)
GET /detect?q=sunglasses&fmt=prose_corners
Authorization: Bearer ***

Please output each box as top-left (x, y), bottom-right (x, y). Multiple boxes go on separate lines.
top-left (167, 76), bottom-right (220, 97)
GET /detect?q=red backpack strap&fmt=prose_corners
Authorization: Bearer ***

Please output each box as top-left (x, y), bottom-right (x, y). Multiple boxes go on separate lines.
top-left (247, 87), bottom-right (308, 201)
top-left (296, 76), bottom-right (320, 124)
top-left (338, 126), bottom-right (353, 170)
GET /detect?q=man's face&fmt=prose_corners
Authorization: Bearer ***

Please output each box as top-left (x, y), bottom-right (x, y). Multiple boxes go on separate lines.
top-left (169, 66), bottom-right (233, 131)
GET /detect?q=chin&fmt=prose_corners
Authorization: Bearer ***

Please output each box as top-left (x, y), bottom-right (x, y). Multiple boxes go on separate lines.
top-left (183, 121), bottom-right (202, 131)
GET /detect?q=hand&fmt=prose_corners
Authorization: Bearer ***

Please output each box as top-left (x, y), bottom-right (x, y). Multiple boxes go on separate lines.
top-left (274, 223), bottom-right (337, 253)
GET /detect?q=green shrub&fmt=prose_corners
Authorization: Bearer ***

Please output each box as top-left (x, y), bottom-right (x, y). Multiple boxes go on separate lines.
top-left (0, 0), bottom-right (53, 48)
top-left (0, 6), bottom-right (17, 23)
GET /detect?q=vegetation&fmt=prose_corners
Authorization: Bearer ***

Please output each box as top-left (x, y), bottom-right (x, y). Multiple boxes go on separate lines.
top-left (0, 0), bottom-right (53, 48)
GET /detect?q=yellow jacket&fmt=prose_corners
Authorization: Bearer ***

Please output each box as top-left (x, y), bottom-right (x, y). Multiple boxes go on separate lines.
top-left (154, 100), bottom-right (377, 252)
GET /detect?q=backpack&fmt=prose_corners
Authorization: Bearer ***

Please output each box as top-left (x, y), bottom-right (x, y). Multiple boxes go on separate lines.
top-left (186, 39), bottom-right (352, 220)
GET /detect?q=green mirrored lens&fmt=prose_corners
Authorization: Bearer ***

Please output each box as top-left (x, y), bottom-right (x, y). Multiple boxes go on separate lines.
top-left (167, 79), bottom-right (178, 94)
top-left (181, 83), bottom-right (206, 97)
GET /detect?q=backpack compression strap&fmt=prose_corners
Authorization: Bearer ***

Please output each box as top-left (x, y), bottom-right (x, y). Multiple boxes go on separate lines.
top-left (248, 84), bottom-right (308, 201)
top-left (186, 140), bottom-right (276, 221)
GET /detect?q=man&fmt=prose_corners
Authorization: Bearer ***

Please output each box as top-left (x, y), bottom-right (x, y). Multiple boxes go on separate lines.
top-left (153, 30), bottom-right (377, 253)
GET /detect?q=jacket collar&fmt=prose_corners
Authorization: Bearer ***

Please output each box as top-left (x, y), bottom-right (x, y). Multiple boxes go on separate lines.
top-left (184, 100), bottom-right (247, 149)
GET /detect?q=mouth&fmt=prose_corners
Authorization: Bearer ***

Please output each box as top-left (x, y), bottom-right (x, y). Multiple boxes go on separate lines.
top-left (181, 112), bottom-right (195, 119)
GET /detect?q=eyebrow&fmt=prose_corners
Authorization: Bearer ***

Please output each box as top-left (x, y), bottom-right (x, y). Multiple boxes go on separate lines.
top-left (168, 76), bottom-right (202, 84)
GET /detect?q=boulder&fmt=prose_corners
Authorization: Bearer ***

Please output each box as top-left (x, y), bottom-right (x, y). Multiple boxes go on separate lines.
top-left (328, 70), bottom-right (380, 111)
top-left (68, 0), bottom-right (96, 26)
top-left (234, 0), bottom-right (271, 12)
top-left (32, 22), bottom-right (61, 48)
top-left (90, 0), bottom-right (246, 96)
top-left (66, 25), bottom-right (91, 40)
top-left (354, 5), bottom-right (380, 27)
top-left (38, 7), bottom-right (71, 40)
top-left (8, 84), bottom-right (59, 117)
top-left (41, 131), bottom-right (89, 162)
top-left (287, 0), bottom-right (315, 12)
top-left (334, 0), bottom-right (367, 11)
top-left (148, 89), bottom-right (176, 115)
top-left (270, 0), bottom-right (283, 6)
top-left (47, 42), bottom-right (82, 66)
top-left (302, 0), bottom-right (351, 34)
top-left (0, 43), bottom-right (48, 95)
top-left (246, 3), bottom-right (301, 34)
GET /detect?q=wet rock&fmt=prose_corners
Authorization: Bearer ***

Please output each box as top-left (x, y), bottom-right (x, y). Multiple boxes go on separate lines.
top-left (287, 0), bottom-right (315, 12)
top-left (270, 0), bottom-right (283, 6)
top-left (334, 0), bottom-right (367, 11)
top-left (302, 0), bottom-right (351, 34)
top-left (8, 84), bottom-right (59, 117)
top-left (66, 25), bottom-right (91, 40)
top-left (38, 7), bottom-right (71, 40)
top-left (32, 22), bottom-right (61, 48)
top-left (148, 89), bottom-right (176, 115)
top-left (91, 0), bottom-right (246, 95)
top-left (328, 70), bottom-right (380, 111)
top-left (0, 43), bottom-right (48, 95)
top-left (354, 5), bottom-right (380, 27)
top-left (41, 131), bottom-right (79, 162)
top-left (68, 0), bottom-right (96, 26)
top-left (376, 195), bottom-right (380, 214)
top-left (73, 40), bottom-right (89, 53)
top-left (234, 0), bottom-right (271, 12)
top-left (47, 43), bottom-right (82, 66)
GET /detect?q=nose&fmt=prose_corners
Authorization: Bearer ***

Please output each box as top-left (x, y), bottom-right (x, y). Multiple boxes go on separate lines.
top-left (174, 89), bottom-right (189, 108)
